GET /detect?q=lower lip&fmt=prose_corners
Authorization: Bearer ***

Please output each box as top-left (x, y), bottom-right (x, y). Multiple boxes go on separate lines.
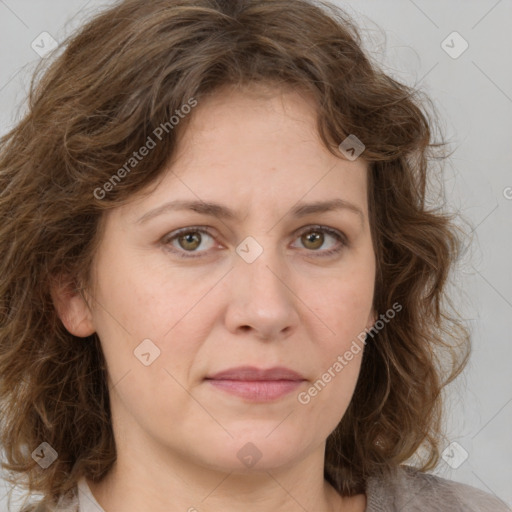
top-left (206, 379), bottom-right (304, 401)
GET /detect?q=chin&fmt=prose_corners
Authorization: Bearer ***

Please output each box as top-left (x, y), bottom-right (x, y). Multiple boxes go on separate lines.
top-left (187, 430), bottom-right (314, 473)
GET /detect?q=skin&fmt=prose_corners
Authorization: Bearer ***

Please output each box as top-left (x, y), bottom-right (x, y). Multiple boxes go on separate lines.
top-left (52, 83), bottom-right (376, 512)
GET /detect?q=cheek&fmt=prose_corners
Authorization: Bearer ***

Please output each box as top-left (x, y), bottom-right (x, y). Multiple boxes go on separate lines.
top-left (296, 346), bottom-right (363, 438)
top-left (88, 259), bottom-right (209, 400)
top-left (91, 245), bottom-right (218, 342)
top-left (308, 273), bottom-right (374, 348)
top-left (292, 272), bottom-right (372, 423)
top-left (298, 271), bottom-right (373, 413)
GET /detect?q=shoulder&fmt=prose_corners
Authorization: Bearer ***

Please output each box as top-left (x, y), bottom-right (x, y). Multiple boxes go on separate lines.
top-left (365, 464), bottom-right (511, 512)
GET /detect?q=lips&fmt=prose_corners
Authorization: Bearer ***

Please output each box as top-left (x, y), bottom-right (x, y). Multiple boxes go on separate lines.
top-left (207, 366), bottom-right (306, 381)
top-left (205, 366), bottom-right (306, 402)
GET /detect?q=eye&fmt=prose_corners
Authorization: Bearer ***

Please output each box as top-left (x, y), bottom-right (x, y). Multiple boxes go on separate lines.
top-left (292, 225), bottom-right (348, 257)
top-left (161, 225), bottom-right (348, 259)
top-left (161, 227), bottom-right (217, 258)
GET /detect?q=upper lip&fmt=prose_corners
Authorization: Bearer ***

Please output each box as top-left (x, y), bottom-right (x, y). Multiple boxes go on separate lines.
top-left (206, 366), bottom-right (306, 381)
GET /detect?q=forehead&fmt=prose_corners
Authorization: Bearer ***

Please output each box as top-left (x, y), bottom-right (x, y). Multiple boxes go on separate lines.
top-left (112, 84), bottom-right (369, 225)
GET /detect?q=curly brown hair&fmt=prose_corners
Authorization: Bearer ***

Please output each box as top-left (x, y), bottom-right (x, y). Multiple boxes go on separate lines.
top-left (0, 0), bottom-right (470, 509)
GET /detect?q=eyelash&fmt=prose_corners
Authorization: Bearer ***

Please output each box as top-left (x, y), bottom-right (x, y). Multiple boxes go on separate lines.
top-left (161, 225), bottom-right (348, 259)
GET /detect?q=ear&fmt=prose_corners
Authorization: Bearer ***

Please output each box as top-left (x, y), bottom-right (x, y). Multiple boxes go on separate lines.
top-left (50, 275), bottom-right (95, 337)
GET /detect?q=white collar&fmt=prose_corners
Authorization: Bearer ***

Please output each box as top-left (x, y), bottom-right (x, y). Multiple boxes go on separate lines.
top-left (77, 476), bottom-right (106, 512)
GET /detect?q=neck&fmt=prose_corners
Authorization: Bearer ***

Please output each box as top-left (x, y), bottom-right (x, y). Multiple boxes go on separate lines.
top-left (86, 445), bottom-right (362, 512)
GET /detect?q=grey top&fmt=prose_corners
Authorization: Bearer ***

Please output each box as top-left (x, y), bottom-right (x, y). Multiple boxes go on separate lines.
top-left (25, 465), bottom-right (511, 512)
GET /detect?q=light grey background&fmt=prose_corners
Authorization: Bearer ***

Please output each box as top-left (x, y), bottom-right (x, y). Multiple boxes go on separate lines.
top-left (0, 0), bottom-right (511, 510)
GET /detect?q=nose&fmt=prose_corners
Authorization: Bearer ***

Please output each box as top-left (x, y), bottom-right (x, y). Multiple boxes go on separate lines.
top-left (223, 244), bottom-right (300, 342)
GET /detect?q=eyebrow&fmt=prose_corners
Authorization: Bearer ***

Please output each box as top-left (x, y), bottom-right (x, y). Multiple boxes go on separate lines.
top-left (136, 198), bottom-right (365, 225)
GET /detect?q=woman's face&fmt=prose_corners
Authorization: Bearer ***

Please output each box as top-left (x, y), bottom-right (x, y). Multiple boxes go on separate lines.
top-left (58, 84), bottom-right (376, 474)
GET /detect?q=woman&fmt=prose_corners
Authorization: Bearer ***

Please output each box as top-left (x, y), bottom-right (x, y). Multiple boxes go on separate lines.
top-left (0, 0), bottom-right (509, 510)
